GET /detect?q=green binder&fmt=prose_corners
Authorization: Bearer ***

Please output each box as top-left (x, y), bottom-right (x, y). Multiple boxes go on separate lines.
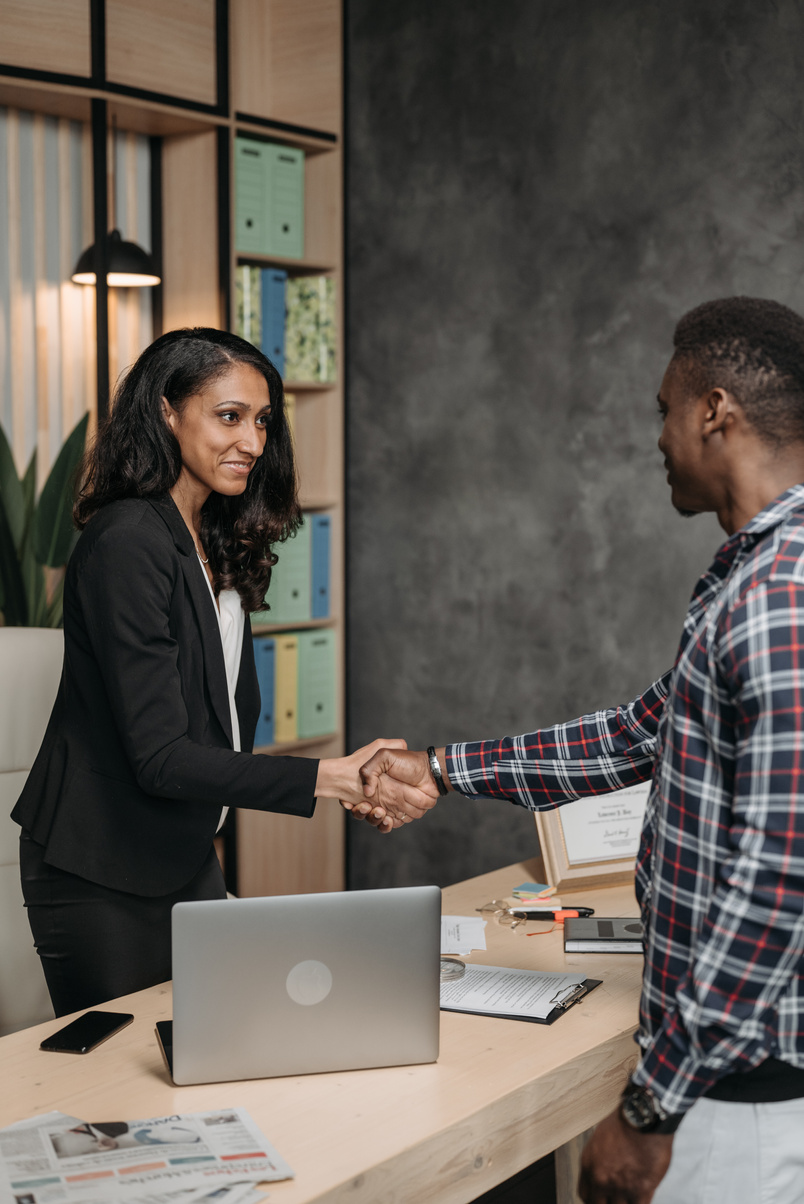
top-left (297, 629), bottom-right (337, 738)
top-left (266, 143), bottom-right (304, 259)
top-left (234, 265), bottom-right (261, 346)
top-left (285, 275), bottom-right (336, 382)
top-left (234, 137), bottom-right (269, 255)
top-left (235, 136), bottom-right (304, 259)
top-left (261, 520), bottom-right (312, 624)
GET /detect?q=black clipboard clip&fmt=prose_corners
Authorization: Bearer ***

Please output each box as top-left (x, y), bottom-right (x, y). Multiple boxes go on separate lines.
top-left (550, 982), bottom-right (590, 1011)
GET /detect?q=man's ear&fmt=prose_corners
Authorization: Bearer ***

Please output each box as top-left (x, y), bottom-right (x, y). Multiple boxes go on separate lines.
top-left (701, 387), bottom-right (736, 439)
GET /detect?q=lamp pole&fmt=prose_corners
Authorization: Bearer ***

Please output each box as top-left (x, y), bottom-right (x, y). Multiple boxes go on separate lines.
top-left (91, 97), bottom-right (110, 421)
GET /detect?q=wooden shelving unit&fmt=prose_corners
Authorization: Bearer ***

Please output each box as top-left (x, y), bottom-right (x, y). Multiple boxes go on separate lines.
top-left (0, 0), bottom-right (345, 899)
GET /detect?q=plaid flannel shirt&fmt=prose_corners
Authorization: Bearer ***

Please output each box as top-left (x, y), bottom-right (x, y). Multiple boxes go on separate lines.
top-left (446, 485), bottom-right (804, 1115)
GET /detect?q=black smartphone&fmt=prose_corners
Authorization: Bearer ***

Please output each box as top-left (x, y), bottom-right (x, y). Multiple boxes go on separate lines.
top-left (39, 1011), bottom-right (134, 1054)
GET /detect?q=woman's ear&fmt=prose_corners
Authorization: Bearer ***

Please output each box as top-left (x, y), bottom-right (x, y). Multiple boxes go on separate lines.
top-left (162, 396), bottom-right (177, 431)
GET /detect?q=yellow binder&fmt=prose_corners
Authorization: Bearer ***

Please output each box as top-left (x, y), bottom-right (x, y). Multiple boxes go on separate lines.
top-left (274, 634), bottom-right (298, 743)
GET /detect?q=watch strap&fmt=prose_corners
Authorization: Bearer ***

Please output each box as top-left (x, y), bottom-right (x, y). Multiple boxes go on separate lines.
top-left (621, 1083), bottom-right (684, 1134)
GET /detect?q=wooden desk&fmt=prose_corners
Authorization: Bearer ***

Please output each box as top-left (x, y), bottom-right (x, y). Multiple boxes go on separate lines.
top-left (0, 859), bottom-right (642, 1204)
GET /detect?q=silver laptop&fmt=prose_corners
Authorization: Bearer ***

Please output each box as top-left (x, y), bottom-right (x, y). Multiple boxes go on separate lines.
top-left (159, 885), bottom-right (441, 1085)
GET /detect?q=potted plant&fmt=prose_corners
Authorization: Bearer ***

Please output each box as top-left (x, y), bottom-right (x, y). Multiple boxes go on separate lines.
top-left (0, 416), bottom-right (89, 627)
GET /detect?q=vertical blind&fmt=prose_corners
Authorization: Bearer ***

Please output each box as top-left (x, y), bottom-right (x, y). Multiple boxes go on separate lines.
top-left (0, 106), bottom-right (153, 483)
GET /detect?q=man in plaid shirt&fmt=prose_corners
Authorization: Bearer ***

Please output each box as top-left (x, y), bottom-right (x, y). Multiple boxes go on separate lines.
top-left (356, 297), bottom-right (804, 1203)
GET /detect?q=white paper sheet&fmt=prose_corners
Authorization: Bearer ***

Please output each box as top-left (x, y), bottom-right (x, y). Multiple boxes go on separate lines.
top-left (558, 782), bottom-right (650, 865)
top-left (440, 916), bottom-right (487, 954)
top-left (440, 964), bottom-right (587, 1020)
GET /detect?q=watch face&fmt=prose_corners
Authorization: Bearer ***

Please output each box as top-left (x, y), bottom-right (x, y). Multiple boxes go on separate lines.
top-left (622, 1089), bottom-right (658, 1131)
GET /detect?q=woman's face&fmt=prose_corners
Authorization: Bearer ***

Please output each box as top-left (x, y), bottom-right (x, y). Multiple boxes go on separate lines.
top-left (164, 362), bottom-right (270, 500)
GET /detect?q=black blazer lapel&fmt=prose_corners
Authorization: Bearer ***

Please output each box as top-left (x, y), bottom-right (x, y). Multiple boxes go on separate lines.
top-left (147, 496), bottom-right (234, 748)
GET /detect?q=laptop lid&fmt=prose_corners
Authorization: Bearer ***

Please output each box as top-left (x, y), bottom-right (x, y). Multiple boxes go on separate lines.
top-left (169, 885), bottom-right (441, 1085)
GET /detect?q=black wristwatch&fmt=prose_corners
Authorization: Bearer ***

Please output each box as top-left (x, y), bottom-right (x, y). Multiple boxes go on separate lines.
top-left (620, 1083), bottom-right (684, 1135)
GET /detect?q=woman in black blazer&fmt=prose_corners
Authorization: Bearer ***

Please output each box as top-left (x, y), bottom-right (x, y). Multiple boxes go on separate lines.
top-left (13, 328), bottom-right (397, 1016)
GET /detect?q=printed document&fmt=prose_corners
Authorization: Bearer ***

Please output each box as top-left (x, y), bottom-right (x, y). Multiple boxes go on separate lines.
top-left (440, 964), bottom-right (587, 1020)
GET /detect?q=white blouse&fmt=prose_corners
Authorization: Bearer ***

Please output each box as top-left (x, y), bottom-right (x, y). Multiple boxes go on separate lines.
top-left (197, 555), bottom-right (244, 831)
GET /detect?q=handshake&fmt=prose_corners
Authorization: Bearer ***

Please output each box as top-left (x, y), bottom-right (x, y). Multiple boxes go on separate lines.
top-left (318, 740), bottom-right (450, 834)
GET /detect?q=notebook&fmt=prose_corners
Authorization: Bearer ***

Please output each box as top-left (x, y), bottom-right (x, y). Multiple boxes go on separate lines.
top-left (158, 886), bottom-right (442, 1085)
top-left (563, 917), bottom-right (644, 953)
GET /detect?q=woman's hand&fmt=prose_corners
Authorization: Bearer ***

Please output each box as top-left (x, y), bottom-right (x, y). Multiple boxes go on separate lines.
top-left (316, 739), bottom-right (408, 834)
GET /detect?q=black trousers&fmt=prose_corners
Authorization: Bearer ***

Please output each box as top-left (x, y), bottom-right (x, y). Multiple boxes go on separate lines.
top-left (19, 831), bottom-right (227, 1017)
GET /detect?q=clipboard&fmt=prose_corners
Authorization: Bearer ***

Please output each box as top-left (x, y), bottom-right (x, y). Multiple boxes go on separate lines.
top-left (440, 977), bottom-right (602, 1025)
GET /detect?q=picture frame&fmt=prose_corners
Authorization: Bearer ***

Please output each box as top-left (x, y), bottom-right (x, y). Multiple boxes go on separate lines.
top-left (534, 783), bottom-right (650, 893)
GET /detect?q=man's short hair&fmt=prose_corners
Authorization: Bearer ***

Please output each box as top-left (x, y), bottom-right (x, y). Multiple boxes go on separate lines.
top-left (672, 296), bottom-right (804, 445)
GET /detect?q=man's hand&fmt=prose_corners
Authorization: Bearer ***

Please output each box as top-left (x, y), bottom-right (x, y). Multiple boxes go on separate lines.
top-left (318, 739), bottom-right (409, 834)
top-left (358, 747), bottom-right (441, 826)
top-left (578, 1108), bottom-right (673, 1204)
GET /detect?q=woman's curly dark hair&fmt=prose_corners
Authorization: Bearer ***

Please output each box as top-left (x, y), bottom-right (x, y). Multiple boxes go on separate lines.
top-left (74, 327), bottom-right (301, 613)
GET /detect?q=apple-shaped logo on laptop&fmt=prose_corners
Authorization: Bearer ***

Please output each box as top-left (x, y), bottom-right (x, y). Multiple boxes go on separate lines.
top-left (286, 960), bottom-right (333, 1006)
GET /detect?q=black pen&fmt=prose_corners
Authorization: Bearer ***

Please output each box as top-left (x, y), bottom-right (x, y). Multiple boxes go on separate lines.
top-left (509, 906), bottom-right (595, 920)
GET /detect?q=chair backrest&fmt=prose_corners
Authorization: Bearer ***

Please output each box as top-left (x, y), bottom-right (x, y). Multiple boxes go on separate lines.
top-left (0, 627), bottom-right (64, 1033)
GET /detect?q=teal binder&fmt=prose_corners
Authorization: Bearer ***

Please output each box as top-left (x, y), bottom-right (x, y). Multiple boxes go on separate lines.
top-left (234, 137), bottom-right (304, 259)
top-left (311, 514), bottom-right (331, 619)
top-left (297, 629), bottom-right (337, 739)
top-left (253, 636), bottom-right (275, 747)
top-left (262, 519), bottom-right (312, 624)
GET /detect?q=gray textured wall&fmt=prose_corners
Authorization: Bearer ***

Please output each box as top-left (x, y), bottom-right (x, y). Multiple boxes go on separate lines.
top-left (345, 0), bottom-right (804, 889)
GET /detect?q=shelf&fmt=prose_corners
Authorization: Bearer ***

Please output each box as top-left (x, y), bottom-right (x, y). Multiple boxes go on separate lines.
top-left (0, 74), bottom-right (226, 135)
top-left (252, 617), bottom-right (337, 635)
top-left (254, 733), bottom-right (339, 756)
top-left (235, 253), bottom-right (336, 275)
top-left (297, 496), bottom-right (339, 512)
top-left (234, 118), bottom-right (337, 156)
top-left (283, 380), bottom-right (338, 393)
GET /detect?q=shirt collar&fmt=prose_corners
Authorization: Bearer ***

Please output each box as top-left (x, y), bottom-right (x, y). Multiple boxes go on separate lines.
top-left (714, 484), bottom-right (804, 567)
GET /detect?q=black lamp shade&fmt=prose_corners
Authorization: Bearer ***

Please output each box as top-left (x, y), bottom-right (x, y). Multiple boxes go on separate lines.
top-left (72, 228), bottom-right (160, 287)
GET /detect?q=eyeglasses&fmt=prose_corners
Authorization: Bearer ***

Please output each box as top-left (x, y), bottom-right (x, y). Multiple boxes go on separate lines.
top-left (476, 899), bottom-right (555, 933)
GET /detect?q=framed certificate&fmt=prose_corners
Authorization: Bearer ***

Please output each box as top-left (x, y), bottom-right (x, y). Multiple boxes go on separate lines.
top-left (534, 782), bottom-right (650, 891)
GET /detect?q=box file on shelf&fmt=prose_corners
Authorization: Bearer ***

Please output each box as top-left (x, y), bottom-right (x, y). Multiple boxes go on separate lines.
top-left (235, 136), bottom-right (304, 260)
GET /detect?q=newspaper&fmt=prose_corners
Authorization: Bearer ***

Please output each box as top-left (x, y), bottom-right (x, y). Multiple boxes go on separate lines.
top-left (0, 1109), bottom-right (290, 1204)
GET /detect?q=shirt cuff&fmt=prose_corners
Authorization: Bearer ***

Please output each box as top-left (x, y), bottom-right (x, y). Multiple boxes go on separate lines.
top-left (445, 742), bottom-right (502, 800)
top-left (630, 1028), bottom-right (723, 1116)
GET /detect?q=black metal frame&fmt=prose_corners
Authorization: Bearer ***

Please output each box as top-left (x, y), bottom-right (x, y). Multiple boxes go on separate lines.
top-left (91, 97), bottom-right (110, 420)
top-left (149, 135), bottom-right (164, 339)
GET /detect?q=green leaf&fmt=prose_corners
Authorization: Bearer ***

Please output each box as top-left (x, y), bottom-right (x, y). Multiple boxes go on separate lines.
top-left (0, 488), bottom-right (29, 625)
top-left (21, 449), bottom-right (37, 514)
top-left (0, 424), bottom-right (26, 552)
top-left (32, 414), bottom-right (88, 567)
top-left (22, 539), bottom-right (47, 625)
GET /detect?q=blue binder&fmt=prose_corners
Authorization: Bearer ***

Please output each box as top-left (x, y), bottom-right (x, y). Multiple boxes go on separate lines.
top-left (311, 514), bottom-right (331, 619)
top-left (253, 636), bottom-right (276, 748)
top-left (261, 268), bottom-right (287, 376)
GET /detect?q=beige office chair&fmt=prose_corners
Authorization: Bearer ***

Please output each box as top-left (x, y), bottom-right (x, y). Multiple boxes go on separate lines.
top-left (0, 627), bottom-right (63, 1034)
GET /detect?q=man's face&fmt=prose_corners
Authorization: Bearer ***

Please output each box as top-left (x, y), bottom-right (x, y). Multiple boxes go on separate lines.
top-left (656, 363), bottom-right (715, 517)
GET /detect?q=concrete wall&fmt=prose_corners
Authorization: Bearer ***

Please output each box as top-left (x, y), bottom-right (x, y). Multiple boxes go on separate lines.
top-left (345, 0), bottom-right (804, 889)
